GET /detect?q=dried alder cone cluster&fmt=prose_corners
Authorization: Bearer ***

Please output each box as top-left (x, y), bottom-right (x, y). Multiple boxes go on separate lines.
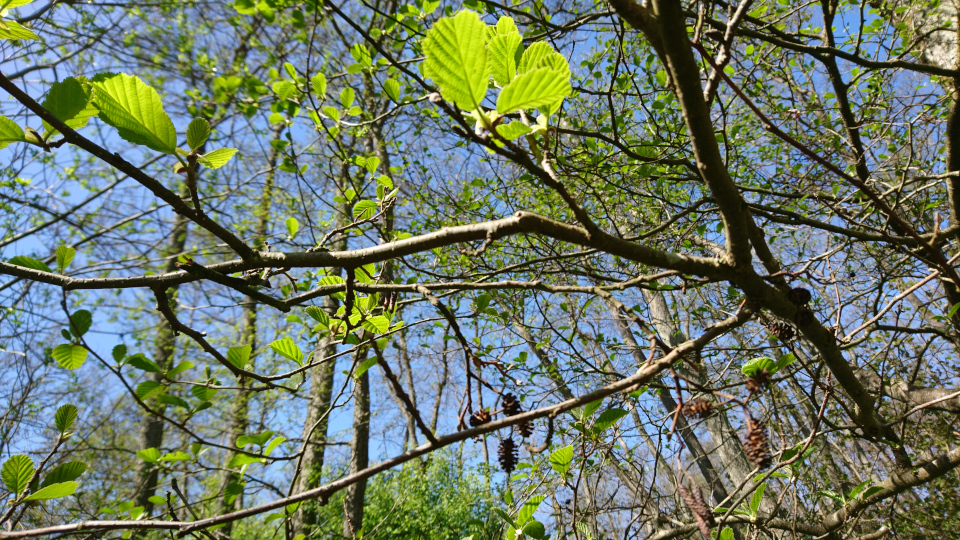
top-left (501, 392), bottom-right (533, 438)
top-left (678, 482), bottom-right (717, 537)
top-left (498, 437), bottom-right (518, 476)
top-left (682, 398), bottom-right (715, 419)
top-left (742, 414), bottom-right (773, 470)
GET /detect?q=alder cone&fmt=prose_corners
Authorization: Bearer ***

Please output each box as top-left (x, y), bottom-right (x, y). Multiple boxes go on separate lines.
top-left (678, 483), bottom-right (716, 536)
top-left (498, 437), bottom-right (518, 475)
top-left (469, 408), bottom-right (491, 427)
top-left (743, 415), bottom-right (772, 470)
top-left (502, 392), bottom-right (532, 437)
top-left (746, 369), bottom-right (771, 394)
top-left (682, 398), bottom-right (715, 419)
top-left (788, 287), bottom-right (812, 305)
top-left (769, 321), bottom-right (795, 342)
top-left (502, 393), bottom-right (522, 416)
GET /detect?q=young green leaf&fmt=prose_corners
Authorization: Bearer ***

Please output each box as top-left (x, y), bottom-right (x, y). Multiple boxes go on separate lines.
top-left (285, 217), bottom-right (299, 238)
top-left (516, 494), bottom-right (545, 526)
top-left (263, 435), bottom-right (285, 456)
top-left (269, 337), bottom-right (303, 364)
top-left (311, 72), bottom-right (327, 97)
top-left (487, 32), bottom-right (523, 87)
top-left (517, 42), bottom-right (560, 74)
top-left (0, 115), bottom-right (25, 148)
top-left (69, 309), bottom-right (92, 337)
top-left (126, 353), bottom-right (161, 372)
top-left (41, 78), bottom-right (96, 137)
top-left (40, 462), bottom-right (86, 488)
top-left (198, 147), bottom-right (237, 169)
top-left (166, 360), bottom-right (194, 378)
top-left (750, 482), bottom-right (766, 515)
top-left (422, 10), bottom-right (490, 111)
top-left (137, 448), bottom-right (161, 464)
top-left (353, 199), bottom-right (378, 220)
top-left (521, 520), bottom-right (546, 539)
top-left (354, 357), bottom-right (379, 380)
top-left (90, 73), bottom-right (178, 154)
top-left (1, 455), bottom-right (35, 497)
top-left (8, 255), bottom-right (51, 273)
top-left (0, 19), bottom-right (39, 41)
top-left (227, 345), bottom-right (252, 369)
top-left (593, 408), bottom-right (627, 433)
top-left (742, 356), bottom-right (777, 377)
top-left (135, 381), bottom-right (164, 400)
top-left (227, 453), bottom-right (264, 469)
top-left (186, 118), bottom-right (211, 150)
top-left (549, 445), bottom-right (574, 476)
top-left (54, 404), bottom-right (78, 433)
top-left (496, 68), bottom-right (571, 115)
top-left (52, 344), bottom-right (88, 369)
top-left (55, 245), bottom-right (76, 273)
top-left (383, 78), bottom-right (400, 102)
top-left (191, 385), bottom-right (218, 401)
top-left (24, 481), bottom-right (77, 501)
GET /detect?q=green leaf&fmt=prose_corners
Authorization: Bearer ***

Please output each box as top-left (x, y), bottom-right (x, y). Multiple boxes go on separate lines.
top-left (742, 356), bottom-right (777, 377)
top-left (54, 404), bottom-right (77, 433)
top-left (549, 445), bottom-right (573, 476)
top-left (90, 73), bottom-right (177, 154)
top-left (311, 72), bottom-right (327, 97)
top-left (353, 199), bottom-right (378, 220)
top-left (774, 353), bottom-right (797, 372)
top-left (186, 118), bottom-right (211, 150)
top-left (236, 430), bottom-right (274, 448)
top-left (158, 395), bottom-right (190, 409)
top-left (135, 381), bottom-right (164, 400)
top-left (52, 344), bottom-right (87, 369)
top-left (0, 19), bottom-right (39, 41)
top-left (264, 436), bottom-right (285, 457)
top-left (227, 345), bottom-right (252, 369)
top-left (2, 455), bottom-right (35, 496)
top-left (40, 462), bottom-right (86, 488)
top-left (719, 528), bottom-right (734, 540)
top-left (41, 78), bottom-right (96, 137)
top-left (55, 245), bottom-right (76, 273)
top-left (24, 481), bottom-right (76, 501)
top-left (159, 451), bottom-right (192, 462)
top-left (285, 217), bottom-right (299, 238)
top-left (496, 68), bottom-right (570, 115)
top-left (137, 448), bottom-right (161, 464)
top-left (750, 482), bottom-right (766, 514)
top-left (69, 310), bottom-right (92, 337)
top-left (305, 306), bottom-right (330, 325)
top-left (354, 357), bottom-right (379, 380)
top-left (517, 42), bottom-right (564, 75)
top-left (517, 495), bottom-right (545, 526)
top-left (383, 78), bottom-right (400, 102)
top-left (422, 10), bottom-right (490, 111)
top-left (227, 453), bottom-right (264, 469)
top-left (126, 353), bottom-right (161, 372)
top-left (112, 344), bottom-right (128, 363)
top-left (593, 408), bottom-right (627, 433)
top-left (487, 32), bottom-right (523, 87)
top-left (360, 315), bottom-right (391, 334)
top-left (492, 507), bottom-right (517, 528)
top-left (270, 337), bottom-right (303, 364)
top-left (494, 121), bottom-right (531, 141)
top-left (582, 399), bottom-right (603, 419)
top-left (521, 520), bottom-right (546, 539)
top-left (191, 385), bottom-right (218, 401)
top-left (166, 360), bottom-right (193, 378)
top-left (0, 115), bottom-right (24, 148)
top-left (8, 255), bottom-right (51, 273)
top-left (198, 147), bottom-right (237, 169)
top-left (340, 87), bottom-right (355, 108)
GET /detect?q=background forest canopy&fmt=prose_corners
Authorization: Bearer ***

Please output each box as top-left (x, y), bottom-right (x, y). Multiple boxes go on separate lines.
top-left (3, 0), bottom-right (960, 539)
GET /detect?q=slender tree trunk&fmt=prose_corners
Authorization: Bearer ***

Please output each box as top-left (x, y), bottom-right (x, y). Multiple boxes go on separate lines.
top-left (132, 205), bottom-right (188, 520)
top-left (218, 125), bottom-right (282, 535)
top-left (342, 350), bottom-right (370, 538)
